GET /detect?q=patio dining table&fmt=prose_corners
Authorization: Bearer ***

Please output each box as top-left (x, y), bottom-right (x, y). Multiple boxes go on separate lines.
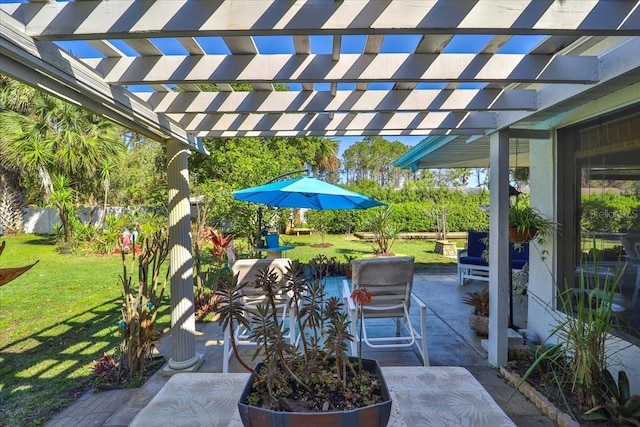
top-left (130, 366), bottom-right (515, 426)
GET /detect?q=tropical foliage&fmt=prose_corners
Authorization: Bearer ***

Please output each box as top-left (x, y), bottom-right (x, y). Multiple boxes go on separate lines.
top-left (462, 288), bottom-right (489, 317)
top-left (515, 251), bottom-right (632, 422)
top-left (509, 203), bottom-right (558, 244)
top-left (113, 231), bottom-right (168, 384)
top-left (368, 206), bottom-right (402, 255)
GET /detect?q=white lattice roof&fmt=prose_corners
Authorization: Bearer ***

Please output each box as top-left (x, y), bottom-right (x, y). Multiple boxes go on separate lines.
top-left (2, 0), bottom-right (639, 163)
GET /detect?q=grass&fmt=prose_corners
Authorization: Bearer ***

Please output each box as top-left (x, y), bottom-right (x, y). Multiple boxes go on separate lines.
top-left (0, 234), bottom-right (172, 426)
top-left (248, 233), bottom-right (462, 270)
top-left (0, 233), bottom-right (458, 426)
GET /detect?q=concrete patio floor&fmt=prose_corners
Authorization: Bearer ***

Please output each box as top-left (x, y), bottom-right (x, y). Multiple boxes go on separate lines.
top-left (45, 267), bottom-right (557, 427)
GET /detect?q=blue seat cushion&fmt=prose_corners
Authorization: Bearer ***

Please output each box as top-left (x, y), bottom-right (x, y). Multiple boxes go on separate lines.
top-left (511, 242), bottom-right (529, 262)
top-left (459, 256), bottom-right (488, 267)
top-left (461, 232), bottom-right (529, 269)
top-left (466, 231), bottom-right (489, 258)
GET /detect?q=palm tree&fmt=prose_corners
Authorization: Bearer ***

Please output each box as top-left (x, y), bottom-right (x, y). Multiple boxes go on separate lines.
top-left (49, 174), bottom-right (75, 244)
top-left (312, 137), bottom-right (340, 182)
top-left (97, 158), bottom-right (118, 227)
top-left (0, 163), bottom-right (25, 235)
top-left (0, 108), bottom-right (56, 196)
top-left (0, 76), bottom-right (125, 230)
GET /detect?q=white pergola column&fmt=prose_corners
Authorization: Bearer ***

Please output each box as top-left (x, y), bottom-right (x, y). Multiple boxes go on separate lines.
top-left (488, 130), bottom-right (510, 367)
top-left (166, 139), bottom-right (202, 371)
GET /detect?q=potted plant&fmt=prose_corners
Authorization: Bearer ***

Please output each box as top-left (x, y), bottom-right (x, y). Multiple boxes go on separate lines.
top-left (342, 254), bottom-right (357, 279)
top-left (56, 240), bottom-right (73, 254)
top-left (214, 260), bottom-right (392, 427)
top-left (508, 204), bottom-right (557, 244)
top-left (462, 288), bottom-right (489, 336)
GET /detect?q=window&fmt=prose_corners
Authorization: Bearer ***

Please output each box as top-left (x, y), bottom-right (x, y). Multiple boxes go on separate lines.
top-left (558, 108), bottom-right (640, 340)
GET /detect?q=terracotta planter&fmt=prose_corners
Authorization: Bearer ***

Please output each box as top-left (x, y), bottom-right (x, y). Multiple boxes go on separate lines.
top-left (344, 268), bottom-right (353, 279)
top-left (508, 227), bottom-right (537, 243)
top-left (238, 358), bottom-right (391, 427)
top-left (468, 312), bottom-right (489, 337)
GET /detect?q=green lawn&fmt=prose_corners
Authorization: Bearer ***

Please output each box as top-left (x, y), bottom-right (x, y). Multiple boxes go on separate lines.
top-left (275, 233), bottom-right (461, 270)
top-left (0, 233), bottom-right (458, 426)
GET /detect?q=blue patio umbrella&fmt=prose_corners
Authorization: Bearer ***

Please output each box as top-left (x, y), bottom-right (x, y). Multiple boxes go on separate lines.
top-left (232, 176), bottom-right (384, 210)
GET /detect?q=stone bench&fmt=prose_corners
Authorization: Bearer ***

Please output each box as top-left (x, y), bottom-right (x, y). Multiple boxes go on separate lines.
top-left (290, 227), bottom-right (314, 235)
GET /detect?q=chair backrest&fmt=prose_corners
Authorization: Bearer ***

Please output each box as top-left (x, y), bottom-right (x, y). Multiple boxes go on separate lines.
top-left (466, 231), bottom-right (488, 258)
top-left (231, 258), bottom-right (291, 298)
top-left (621, 235), bottom-right (640, 265)
top-left (351, 256), bottom-right (415, 318)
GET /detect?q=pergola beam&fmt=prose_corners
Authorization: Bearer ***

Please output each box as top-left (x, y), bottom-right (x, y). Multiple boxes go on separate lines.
top-left (195, 129), bottom-right (486, 138)
top-left (136, 88), bottom-right (537, 114)
top-left (85, 53), bottom-right (600, 85)
top-left (7, 0), bottom-right (639, 38)
top-left (179, 111), bottom-right (496, 134)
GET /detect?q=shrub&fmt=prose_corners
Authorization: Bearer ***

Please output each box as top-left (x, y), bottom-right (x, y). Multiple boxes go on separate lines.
top-left (93, 352), bottom-right (124, 386)
top-left (581, 192), bottom-right (640, 233)
top-left (117, 230), bottom-right (168, 379)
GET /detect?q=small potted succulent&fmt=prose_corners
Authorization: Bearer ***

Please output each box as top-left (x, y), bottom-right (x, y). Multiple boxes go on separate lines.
top-left (462, 288), bottom-right (489, 336)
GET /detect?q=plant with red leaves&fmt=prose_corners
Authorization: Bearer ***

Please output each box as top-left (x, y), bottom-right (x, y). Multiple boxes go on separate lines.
top-left (208, 229), bottom-right (235, 264)
top-left (93, 352), bottom-right (123, 386)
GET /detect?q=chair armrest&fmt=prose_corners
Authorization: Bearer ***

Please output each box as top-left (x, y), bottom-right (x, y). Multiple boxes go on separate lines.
top-left (410, 292), bottom-right (427, 309)
top-left (457, 249), bottom-right (468, 260)
top-left (343, 279), bottom-right (356, 311)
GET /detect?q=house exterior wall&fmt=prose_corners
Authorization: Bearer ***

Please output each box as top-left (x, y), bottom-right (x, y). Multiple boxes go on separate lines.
top-left (527, 107), bottom-right (640, 395)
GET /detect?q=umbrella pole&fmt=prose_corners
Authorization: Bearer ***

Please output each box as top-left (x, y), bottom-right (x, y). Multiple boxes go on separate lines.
top-left (257, 207), bottom-right (263, 247)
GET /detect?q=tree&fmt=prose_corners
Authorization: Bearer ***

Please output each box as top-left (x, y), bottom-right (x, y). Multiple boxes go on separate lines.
top-left (342, 136), bottom-right (410, 186)
top-left (49, 175), bottom-right (75, 244)
top-left (433, 168), bottom-right (473, 187)
top-left (188, 136), bottom-right (340, 244)
top-left (0, 75), bottom-right (125, 215)
top-left (0, 163), bottom-right (25, 235)
top-left (110, 136), bottom-right (167, 207)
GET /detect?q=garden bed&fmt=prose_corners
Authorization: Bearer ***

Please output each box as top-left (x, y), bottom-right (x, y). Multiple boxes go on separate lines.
top-left (500, 362), bottom-right (609, 427)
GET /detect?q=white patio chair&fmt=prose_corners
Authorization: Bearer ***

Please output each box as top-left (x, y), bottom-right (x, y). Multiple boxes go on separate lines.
top-left (342, 256), bottom-right (429, 366)
top-left (223, 258), bottom-right (295, 373)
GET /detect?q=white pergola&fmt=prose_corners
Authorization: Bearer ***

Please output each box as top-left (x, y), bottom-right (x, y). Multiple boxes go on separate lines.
top-left (2, 0), bottom-right (639, 370)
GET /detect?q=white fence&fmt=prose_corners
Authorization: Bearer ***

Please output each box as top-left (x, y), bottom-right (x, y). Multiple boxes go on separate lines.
top-left (21, 207), bottom-right (141, 234)
top-left (7, 202), bottom-right (199, 235)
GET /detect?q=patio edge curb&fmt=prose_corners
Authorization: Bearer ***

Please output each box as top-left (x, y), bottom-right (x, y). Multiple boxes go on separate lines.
top-left (499, 366), bottom-right (578, 427)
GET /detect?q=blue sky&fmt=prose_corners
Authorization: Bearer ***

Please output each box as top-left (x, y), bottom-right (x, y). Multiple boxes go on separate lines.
top-left (47, 28), bottom-right (544, 161)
